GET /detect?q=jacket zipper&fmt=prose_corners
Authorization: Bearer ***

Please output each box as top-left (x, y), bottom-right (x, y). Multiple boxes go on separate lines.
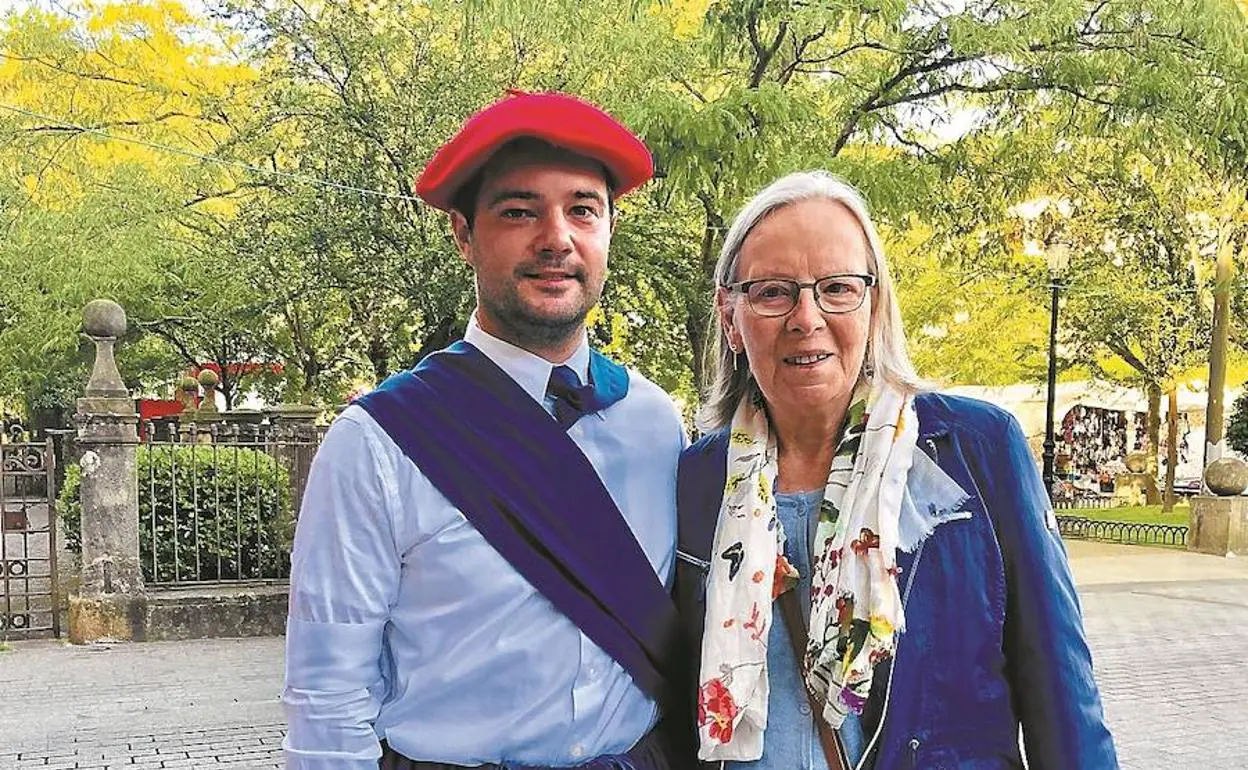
top-left (676, 549), bottom-right (712, 570)
top-left (850, 535), bottom-right (926, 770)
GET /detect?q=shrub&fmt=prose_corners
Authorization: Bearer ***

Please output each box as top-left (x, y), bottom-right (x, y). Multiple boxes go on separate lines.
top-left (59, 444), bottom-right (293, 583)
top-left (1227, 390), bottom-right (1248, 459)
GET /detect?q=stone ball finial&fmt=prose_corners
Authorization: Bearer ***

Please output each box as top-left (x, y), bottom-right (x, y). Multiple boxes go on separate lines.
top-left (83, 299), bottom-right (127, 338)
top-left (180, 376), bottom-right (200, 391)
top-left (198, 368), bottom-right (220, 387)
top-left (1204, 457), bottom-right (1248, 496)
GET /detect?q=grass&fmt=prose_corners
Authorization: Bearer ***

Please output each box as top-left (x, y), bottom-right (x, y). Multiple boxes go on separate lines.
top-left (1061, 504), bottom-right (1190, 528)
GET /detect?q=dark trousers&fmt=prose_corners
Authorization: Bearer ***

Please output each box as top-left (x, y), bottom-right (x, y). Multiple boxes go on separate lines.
top-left (379, 722), bottom-right (690, 770)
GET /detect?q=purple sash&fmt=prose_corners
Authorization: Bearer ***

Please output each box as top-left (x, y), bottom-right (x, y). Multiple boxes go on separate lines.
top-left (356, 341), bottom-right (686, 709)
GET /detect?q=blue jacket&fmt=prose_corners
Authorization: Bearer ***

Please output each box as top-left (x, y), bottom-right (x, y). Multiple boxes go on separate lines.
top-left (675, 394), bottom-right (1118, 769)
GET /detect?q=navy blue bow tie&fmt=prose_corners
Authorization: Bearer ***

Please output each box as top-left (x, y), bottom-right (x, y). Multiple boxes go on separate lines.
top-left (546, 365), bottom-right (597, 430)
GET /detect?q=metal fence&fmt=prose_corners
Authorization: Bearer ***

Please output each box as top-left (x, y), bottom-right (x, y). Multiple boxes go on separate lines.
top-left (1055, 515), bottom-right (1189, 547)
top-left (138, 420), bottom-right (325, 586)
top-left (1053, 493), bottom-right (1118, 510)
top-left (1, 428), bottom-right (59, 638)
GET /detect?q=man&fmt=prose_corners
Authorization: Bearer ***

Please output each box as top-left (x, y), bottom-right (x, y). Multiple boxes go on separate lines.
top-left (282, 91), bottom-right (691, 770)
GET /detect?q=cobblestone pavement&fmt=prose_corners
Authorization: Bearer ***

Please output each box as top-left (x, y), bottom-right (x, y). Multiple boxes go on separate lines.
top-left (1079, 578), bottom-right (1248, 770)
top-left (0, 638), bottom-right (285, 769)
top-left (2, 571), bottom-right (1246, 768)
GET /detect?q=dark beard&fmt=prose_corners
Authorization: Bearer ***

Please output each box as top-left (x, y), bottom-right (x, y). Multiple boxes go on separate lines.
top-left (479, 289), bottom-right (590, 351)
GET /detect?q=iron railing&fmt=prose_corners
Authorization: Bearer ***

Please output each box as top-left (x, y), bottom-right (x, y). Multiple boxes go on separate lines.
top-left (1, 426), bottom-right (59, 638)
top-left (1053, 494), bottom-right (1117, 510)
top-left (1055, 515), bottom-right (1188, 547)
top-left (138, 420), bottom-right (325, 586)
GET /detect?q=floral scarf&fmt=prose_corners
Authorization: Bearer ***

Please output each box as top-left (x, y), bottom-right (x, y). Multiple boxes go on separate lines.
top-left (696, 381), bottom-right (917, 761)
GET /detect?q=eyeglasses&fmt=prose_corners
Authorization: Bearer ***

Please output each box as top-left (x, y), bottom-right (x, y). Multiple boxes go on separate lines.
top-left (723, 273), bottom-right (876, 317)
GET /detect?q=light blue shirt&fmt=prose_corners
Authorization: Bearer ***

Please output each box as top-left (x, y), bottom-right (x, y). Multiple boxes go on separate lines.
top-left (725, 489), bottom-right (866, 770)
top-left (282, 317), bottom-right (687, 769)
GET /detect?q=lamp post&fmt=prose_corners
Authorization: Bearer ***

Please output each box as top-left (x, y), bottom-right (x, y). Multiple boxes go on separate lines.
top-left (1042, 242), bottom-right (1071, 501)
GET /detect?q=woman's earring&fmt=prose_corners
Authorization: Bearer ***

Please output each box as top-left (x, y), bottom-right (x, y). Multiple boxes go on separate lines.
top-left (731, 347), bottom-right (739, 372)
top-left (863, 349), bottom-right (875, 381)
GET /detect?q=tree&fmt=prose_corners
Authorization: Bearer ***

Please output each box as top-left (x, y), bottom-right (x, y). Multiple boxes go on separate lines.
top-left (624, 0), bottom-right (1245, 392)
top-left (0, 1), bottom-right (268, 404)
top-left (210, 0), bottom-right (712, 399)
top-left (1225, 388), bottom-right (1248, 458)
top-left (1050, 141), bottom-right (1222, 510)
top-left (4, 0), bottom-right (1245, 416)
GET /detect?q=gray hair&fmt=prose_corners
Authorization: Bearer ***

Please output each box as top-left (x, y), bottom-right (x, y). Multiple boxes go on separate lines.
top-left (698, 170), bottom-right (926, 432)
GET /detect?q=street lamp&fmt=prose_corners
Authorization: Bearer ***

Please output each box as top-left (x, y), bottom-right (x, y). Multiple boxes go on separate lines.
top-left (1012, 196), bottom-right (1073, 502)
top-left (1042, 241), bottom-right (1071, 501)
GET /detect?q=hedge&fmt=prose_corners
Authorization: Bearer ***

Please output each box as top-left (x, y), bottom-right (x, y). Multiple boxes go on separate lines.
top-left (59, 444), bottom-right (294, 583)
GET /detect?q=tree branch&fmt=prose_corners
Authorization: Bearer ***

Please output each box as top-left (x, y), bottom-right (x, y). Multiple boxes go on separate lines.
top-left (878, 115), bottom-right (938, 158)
top-left (872, 78), bottom-right (1120, 112)
top-left (1105, 338), bottom-right (1156, 380)
top-left (746, 6), bottom-right (789, 89)
top-left (676, 76), bottom-right (708, 103)
top-left (831, 49), bottom-right (977, 154)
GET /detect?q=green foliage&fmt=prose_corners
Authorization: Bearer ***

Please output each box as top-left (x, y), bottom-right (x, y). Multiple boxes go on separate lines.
top-left (1075, 504), bottom-right (1190, 526)
top-left (1226, 389), bottom-right (1248, 458)
top-left (3, 0), bottom-right (1246, 406)
top-left (24, 364), bottom-right (88, 414)
top-left (58, 444), bottom-right (293, 583)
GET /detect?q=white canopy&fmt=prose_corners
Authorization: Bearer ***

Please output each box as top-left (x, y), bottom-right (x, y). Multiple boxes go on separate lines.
top-left (944, 379), bottom-right (1226, 443)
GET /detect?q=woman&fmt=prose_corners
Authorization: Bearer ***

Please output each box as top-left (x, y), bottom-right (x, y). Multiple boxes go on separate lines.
top-left (675, 171), bottom-right (1118, 769)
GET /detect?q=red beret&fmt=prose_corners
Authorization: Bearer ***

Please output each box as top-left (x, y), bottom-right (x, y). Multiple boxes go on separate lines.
top-left (415, 90), bottom-right (654, 212)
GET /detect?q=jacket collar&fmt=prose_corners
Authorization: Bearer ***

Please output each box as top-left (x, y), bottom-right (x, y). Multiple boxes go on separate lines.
top-left (914, 391), bottom-right (954, 441)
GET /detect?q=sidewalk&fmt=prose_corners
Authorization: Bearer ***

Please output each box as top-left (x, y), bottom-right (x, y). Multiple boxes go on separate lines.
top-left (1067, 541), bottom-right (1248, 770)
top-left (1, 541), bottom-right (1246, 769)
top-left (1066, 538), bottom-right (1248, 586)
top-left (0, 637), bottom-right (286, 768)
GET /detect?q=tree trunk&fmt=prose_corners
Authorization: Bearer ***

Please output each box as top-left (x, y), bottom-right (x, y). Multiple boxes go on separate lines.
top-left (690, 207), bottom-right (725, 398)
top-left (216, 360), bottom-right (236, 411)
top-left (366, 334), bottom-right (392, 384)
top-left (1164, 385), bottom-right (1179, 513)
top-left (1146, 382), bottom-right (1162, 505)
top-left (1204, 228), bottom-right (1235, 470)
top-left (300, 355), bottom-right (320, 405)
top-left (686, 310), bottom-right (709, 396)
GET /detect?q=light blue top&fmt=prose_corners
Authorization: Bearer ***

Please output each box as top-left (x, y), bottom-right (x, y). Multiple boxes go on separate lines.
top-left (725, 489), bottom-right (867, 770)
top-left (281, 316), bottom-right (687, 769)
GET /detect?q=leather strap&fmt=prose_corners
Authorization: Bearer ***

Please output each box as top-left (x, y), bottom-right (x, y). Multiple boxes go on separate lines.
top-left (777, 589), bottom-right (851, 770)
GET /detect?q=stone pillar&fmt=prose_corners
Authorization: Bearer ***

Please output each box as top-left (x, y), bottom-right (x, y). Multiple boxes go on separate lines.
top-left (267, 404), bottom-right (321, 515)
top-left (175, 369), bottom-right (225, 444)
top-left (177, 375), bottom-right (199, 410)
top-left (217, 408), bottom-right (265, 444)
top-left (68, 299), bottom-right (146, 643)
top-left (197, 369), bottom-right (220, 415)
top-left (1188, 458), bottom-right (1248, 557)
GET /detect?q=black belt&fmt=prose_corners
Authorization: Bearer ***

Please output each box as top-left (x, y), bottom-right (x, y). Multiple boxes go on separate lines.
top-left (379, 722), bottom-right (689, 770)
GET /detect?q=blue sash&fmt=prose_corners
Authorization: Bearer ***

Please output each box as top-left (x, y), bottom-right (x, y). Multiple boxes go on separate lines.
top-left (356, 341), bottom-right (686, 709)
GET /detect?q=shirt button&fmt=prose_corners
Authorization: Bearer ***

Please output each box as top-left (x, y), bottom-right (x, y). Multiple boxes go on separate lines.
top-left (799, 701), bottom-right (811, 716)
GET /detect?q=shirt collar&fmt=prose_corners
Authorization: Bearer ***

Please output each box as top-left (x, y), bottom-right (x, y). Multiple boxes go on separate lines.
top-left (463, 311), bottom-right (591, 405)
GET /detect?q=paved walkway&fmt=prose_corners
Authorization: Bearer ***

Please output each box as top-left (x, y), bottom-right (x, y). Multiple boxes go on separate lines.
top-left (1069, 542), bottom-right (1248, 769)
top-left (1, 542), bottom-right (1246, 769)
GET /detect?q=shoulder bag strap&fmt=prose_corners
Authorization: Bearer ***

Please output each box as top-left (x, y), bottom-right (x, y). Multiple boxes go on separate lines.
top-left (777, 589), bottom-right (851, 770)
